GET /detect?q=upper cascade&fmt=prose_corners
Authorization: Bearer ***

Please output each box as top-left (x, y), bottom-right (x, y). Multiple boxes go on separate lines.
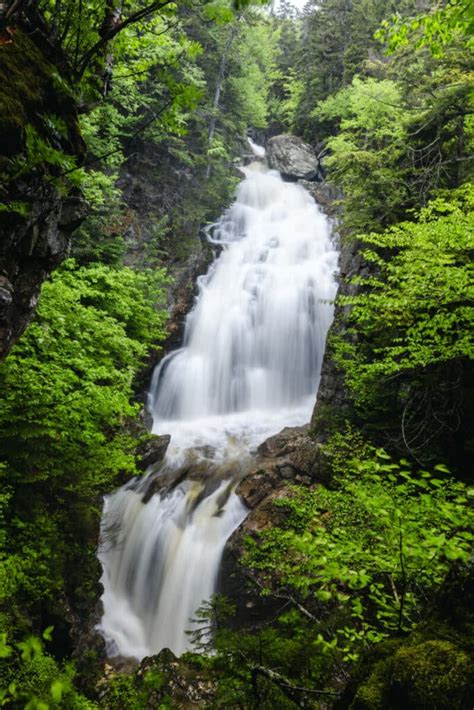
top-left (150, 162), bottom-right (338, 440)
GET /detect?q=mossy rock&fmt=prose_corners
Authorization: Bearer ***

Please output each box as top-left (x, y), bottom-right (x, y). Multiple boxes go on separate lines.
top-left (0, 30), bottom-right (52, 155)
top-left (390, 639), bottom-right (473, 708)
top-left (348, 638), bottom-right (474, 710)
top-left (0, 29), bottom-right (84, 163)
top-left (102, 649), bottom-right (216, 709)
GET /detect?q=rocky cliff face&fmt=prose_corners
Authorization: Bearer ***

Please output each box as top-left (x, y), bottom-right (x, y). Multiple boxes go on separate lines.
top-left (0, 183), bottom-right (87, 357)
top-left (0, 29), bottom-right (87, 357)
top-left (116, 139), bottom-right (228, 399)
top-left (311, 232), bottom-right (361, 440)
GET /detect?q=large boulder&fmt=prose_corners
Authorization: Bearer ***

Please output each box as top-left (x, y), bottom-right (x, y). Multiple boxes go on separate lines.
top-left (266, 134), bottom-right (319, 181)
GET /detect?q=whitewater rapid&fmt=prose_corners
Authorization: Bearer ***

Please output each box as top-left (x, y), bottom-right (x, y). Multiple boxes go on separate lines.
top-left (98, 149), bottom-right (338, 660)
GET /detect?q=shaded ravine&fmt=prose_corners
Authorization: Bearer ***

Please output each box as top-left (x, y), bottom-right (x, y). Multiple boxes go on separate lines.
top-left (97, 144), bottom-right (339, 660)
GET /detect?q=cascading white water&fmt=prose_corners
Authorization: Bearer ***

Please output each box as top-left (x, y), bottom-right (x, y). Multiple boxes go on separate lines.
top-left (98, 147), bottom-right (338, 660)
top-left (98, 477), bottom-right (247, 659)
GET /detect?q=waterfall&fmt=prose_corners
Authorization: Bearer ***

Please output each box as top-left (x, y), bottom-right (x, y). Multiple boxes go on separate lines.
top-left (98, 147), bottom-right (338, 660)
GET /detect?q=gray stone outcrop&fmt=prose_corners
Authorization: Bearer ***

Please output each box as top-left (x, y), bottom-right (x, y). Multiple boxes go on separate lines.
top-left (266, 134), bottom-right (320, 181)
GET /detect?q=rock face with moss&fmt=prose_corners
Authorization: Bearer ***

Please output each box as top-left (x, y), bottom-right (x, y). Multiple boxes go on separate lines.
top-left (0, 29), bottom-right (87, 357)
top-left (218, 424), bottom-right (331, 632)
top-left (336, 567), bottom-right (474, 709)
top-left (311, 231), bottom-right (362, 441)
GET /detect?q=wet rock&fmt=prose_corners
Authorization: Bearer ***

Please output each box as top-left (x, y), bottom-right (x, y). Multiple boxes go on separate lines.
top-left (257, 424), bottom-right (309, 457)
top-left (240, 425), bottom-right (326, 505)
top-left (220, 475), bottom-right (296, 632)
top-left (104, 655), bottom-right (140, 674)
top-left (220, 422), bottom-right (336, 629)
top-left (299, 179), bottom-right (341, 217)
top-left (280, 464), bottom-right (296, 479)
top-left (136, 434), bottom-right (171, 471)
top-left (311, 233), bottom-right (364, 441)
top-left (141, 466), bottom-right (188, 504)
top-left (139, 407), bottom-right (154, 432)
top-left (141, 454), bottom-right (248, 506)
top-left (193, 444), bottom-right (217, 460)
top-left (0, 278), bottom-right (13, 308)
top-left (255, 424), bottom-right (331, 484)
top-left (237, 463), bottom-right (280, 509)
top-left (99, 648), bottom-right (217, 708)
top-left (131, 237), bottom-right (213, 401)
top-left (266, 134), bottom-right (320, 181)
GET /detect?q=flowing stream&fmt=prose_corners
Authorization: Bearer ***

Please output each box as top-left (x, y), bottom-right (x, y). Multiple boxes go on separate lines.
top-left (98, 144), bottom-right (338, 660)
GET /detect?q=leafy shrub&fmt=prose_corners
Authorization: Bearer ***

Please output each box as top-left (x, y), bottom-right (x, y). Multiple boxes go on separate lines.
top-left (244, 440), bottom-right (474, 661)
top-left (0, 260), bottom-right (168, 632)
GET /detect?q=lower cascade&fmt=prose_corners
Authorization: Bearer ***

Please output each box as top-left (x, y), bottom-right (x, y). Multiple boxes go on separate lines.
top-left (97, 148), bottom-right (339, 660)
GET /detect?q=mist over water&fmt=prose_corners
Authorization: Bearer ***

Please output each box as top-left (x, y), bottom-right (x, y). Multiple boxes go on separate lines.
top-left (98, 151), bottom-right (338, 660)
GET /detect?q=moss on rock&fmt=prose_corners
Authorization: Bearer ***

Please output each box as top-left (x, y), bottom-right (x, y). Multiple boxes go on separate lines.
top-left (0, 26), bottom-right (88, 357)
top-left (390, 639), bottom-right (472, 708)
top-left (337, 566), bottom-right (474, 710)
top-left (0, 30), bottom-right (53, 156)
top-left (349, 637), bottom-right (474, 710)
top-left (0, 29), bottom-right (84, 169)
top-left (101, 649), bottom-right (216, 709)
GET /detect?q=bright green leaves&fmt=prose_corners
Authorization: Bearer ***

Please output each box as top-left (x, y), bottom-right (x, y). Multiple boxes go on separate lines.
top-left (316, 76), bottom-right (412, 230)
top-left (334, 185), bottom-right (474, 408)
top-left (243, 443), bottom-right (474, 661)
top-left (227, 19), bottom-right (280, 130)
top-left (377, 0), bottom-right (474, 57)
top-left (317, 77), bottom-right (406, 144)
top-left (1, 631), bottom-right (96, 709)
top-left (317, 29), bottom-right (473, 460)
top-left (0, 260), bottom-right (168, 625)
top-left (0, 260), bottom-right (168, 489)
top-left (184, 442), bottom-right (473, 700)
top-left (310, 3), bottom-right (474, 230)
top-left (202, 0), bottom-right (236, 25)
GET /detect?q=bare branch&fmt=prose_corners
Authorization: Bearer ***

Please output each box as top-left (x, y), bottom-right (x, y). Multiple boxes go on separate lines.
top-left (250, 664), bottom-right (339, 704)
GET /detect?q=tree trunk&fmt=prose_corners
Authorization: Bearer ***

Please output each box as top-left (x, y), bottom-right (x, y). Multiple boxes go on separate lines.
top-left (206, 24), bottom-right (237, 179)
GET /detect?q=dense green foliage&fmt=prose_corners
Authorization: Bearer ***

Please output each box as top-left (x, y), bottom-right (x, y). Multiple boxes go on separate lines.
top-left (314, 53), bottom-right (473, 229)
top-left (293, 0), bottom-right (398, 139)
top-left (0, 261), bottom-right (168, 701)
top-left (0, 261), bottom-right (167, 488)
top-left (296, 0), bottom-right (474, 466)
top-left (331, 186), bottom-right (474, 463)
top-left (1, 0), bottom-right (473, 706)
top-left (1, 630), bottom-right (96, 709)
top-left (184, 432), bottom-right (474, 707)
top-left (245, 440), bottom-right (474, 648)
top-left (70, 4), bottom-right (282, 268)
top-left (1, 0), bottom-right (286, 703)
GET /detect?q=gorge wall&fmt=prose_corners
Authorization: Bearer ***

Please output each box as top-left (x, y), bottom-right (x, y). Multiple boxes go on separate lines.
top-left (0, 28), bottom-right (87, 357)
